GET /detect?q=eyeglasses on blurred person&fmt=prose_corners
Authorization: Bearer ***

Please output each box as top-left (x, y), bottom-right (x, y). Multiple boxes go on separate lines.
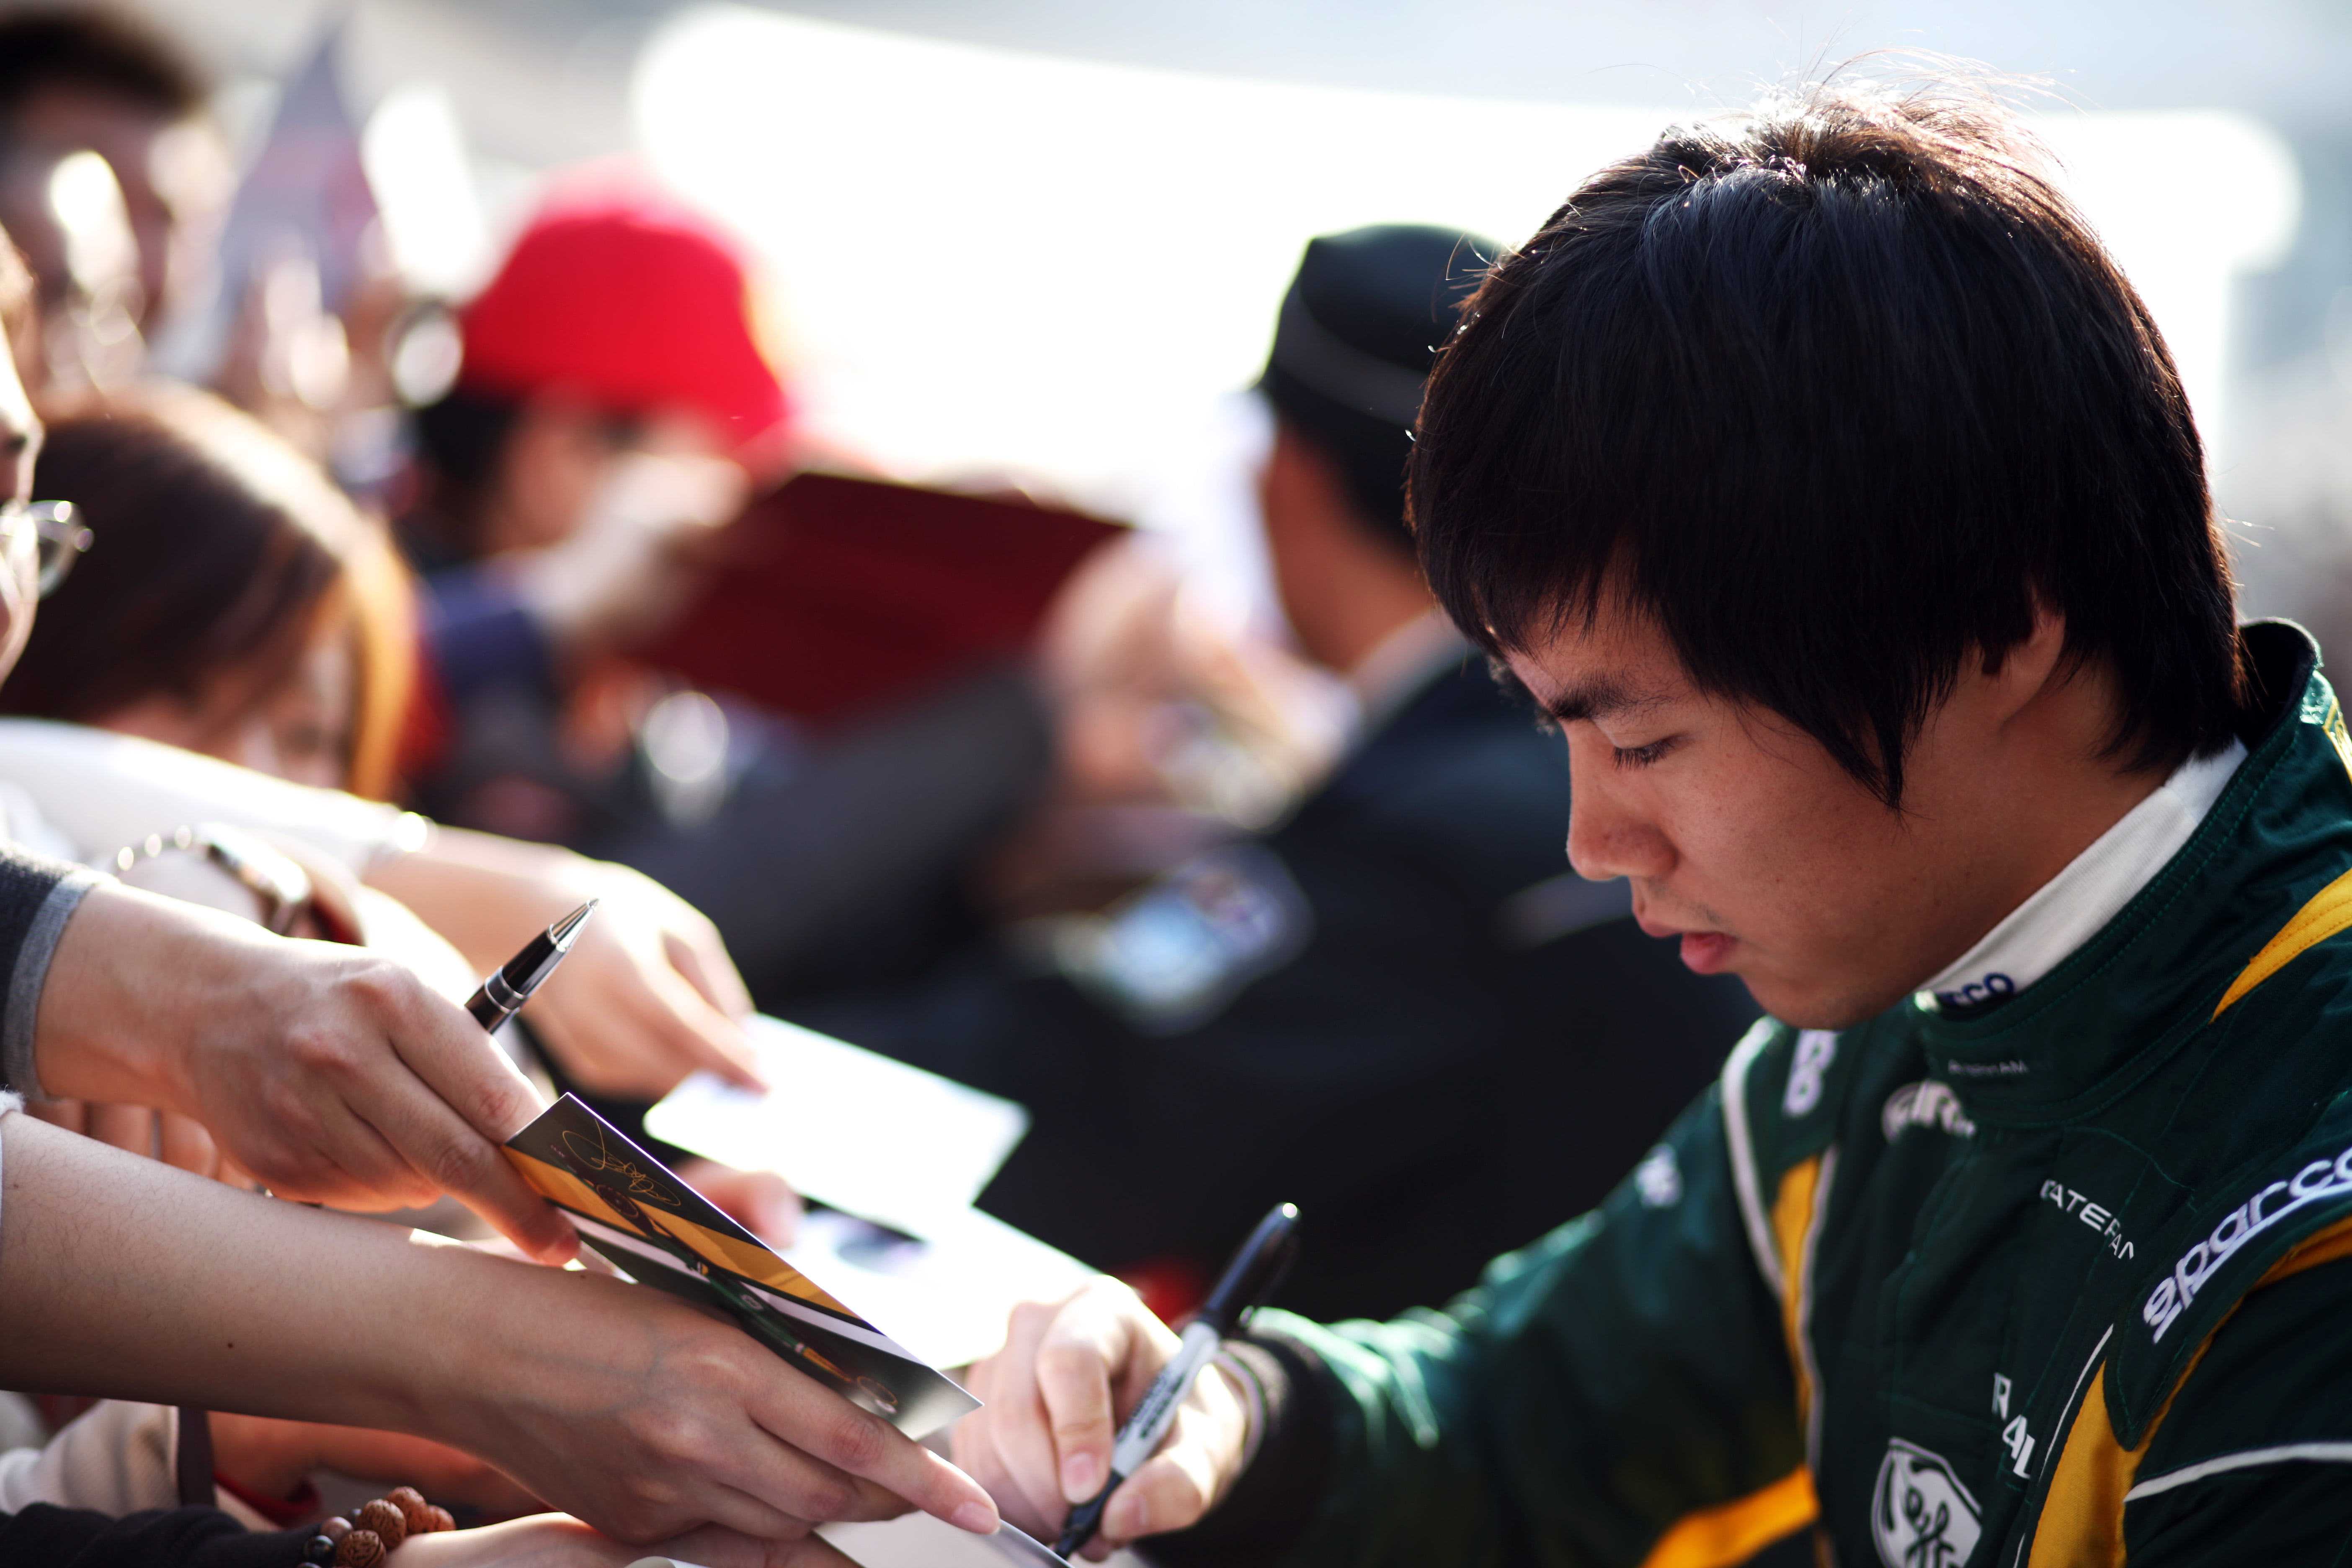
top-left (0, 498), bottom-right (89, 598)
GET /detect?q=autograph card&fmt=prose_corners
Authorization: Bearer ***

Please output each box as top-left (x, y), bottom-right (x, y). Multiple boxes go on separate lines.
top-left (503, 1095), bottom-right (978, 1438)
top-left (987, 1524), bottom-right (1077, 1566)
top-left (820, 1518), bottom-right (1078, 1568)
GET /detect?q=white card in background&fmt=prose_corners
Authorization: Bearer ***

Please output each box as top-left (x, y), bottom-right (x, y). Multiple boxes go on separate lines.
top-left (823, 1514), bottom-right (1148, 1568)
top-left (783, 1205), bottom-right (1095, 1370)
top-left (646, 1014), bottom-right (1031, 1237)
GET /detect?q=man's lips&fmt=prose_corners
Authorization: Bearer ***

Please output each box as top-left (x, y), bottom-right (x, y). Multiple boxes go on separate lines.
top-left (1634, 910), bottom-right (1738, 974)
top-left (1676, 931), bottom-right (1737, 973)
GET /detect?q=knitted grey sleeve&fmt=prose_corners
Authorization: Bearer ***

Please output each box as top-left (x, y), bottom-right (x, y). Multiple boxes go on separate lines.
top-left (0, 849), bottom-right (98, 1098)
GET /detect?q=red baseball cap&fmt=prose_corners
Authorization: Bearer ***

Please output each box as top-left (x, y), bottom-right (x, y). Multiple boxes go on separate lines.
top-left (457, 173), bottom-right (791, 457)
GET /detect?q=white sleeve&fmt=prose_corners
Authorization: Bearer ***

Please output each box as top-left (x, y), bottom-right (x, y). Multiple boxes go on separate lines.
top-left (0, 1400), bottom-right (276, 1526)
top-left (0, 1399), bottom-right (176, 1515)
top-left (0, 720), bottom-right (418, 877)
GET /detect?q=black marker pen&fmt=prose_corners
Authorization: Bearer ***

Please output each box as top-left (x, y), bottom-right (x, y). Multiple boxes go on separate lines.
top-left (466, 900), bottom-right (597, 1033)
top-left (1057, 1202), bottom-right (1298, 1558)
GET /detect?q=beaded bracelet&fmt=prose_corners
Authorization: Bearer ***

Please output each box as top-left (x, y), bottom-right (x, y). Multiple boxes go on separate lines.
top-left (300, 1487), bottom-right (455, 1565)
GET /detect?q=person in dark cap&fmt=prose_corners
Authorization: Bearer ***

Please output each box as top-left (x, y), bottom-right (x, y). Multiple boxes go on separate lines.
top-left (1261, 224), bottom-right (1473, 549)
top-left (791, 224), bottom-right (1756, 1321)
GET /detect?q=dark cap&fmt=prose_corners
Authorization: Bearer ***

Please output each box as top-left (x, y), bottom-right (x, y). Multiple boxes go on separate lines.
top-left (1262, 225), bottom-right (1498, 429)
top-left (1260, 225), bottom-right (1499, 544)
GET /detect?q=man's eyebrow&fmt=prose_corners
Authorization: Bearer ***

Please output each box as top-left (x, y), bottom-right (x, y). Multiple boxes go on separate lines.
top-left (1540, 677), bottom-right (1670, 725)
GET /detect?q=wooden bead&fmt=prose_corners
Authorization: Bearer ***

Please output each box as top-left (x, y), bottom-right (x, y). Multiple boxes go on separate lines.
top-left (386, 1486), bottom-right (431, 1534)
top-left (424, 1505), bottom-right (456, 1534)
top-left (319, 1518), bottom-right (352, 1544)
top-left (354, 1500), bottom-right (407, 1549)
top-left (333, 1529), bottom-right (385, 1568)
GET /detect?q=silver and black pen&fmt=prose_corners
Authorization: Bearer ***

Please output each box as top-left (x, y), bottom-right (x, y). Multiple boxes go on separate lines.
top-left (464, 900), bottom-right (598, 1033)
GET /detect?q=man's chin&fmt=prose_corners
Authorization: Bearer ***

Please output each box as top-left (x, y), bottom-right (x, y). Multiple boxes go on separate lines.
top-left (1642, 921), bottom-right (1906, 1029)
top-left (1735, 969), bottom-right (1903, 1032)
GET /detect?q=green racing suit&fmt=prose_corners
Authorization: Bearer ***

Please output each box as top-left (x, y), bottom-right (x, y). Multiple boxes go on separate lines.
top-left (1204, 622), bottom-right (2352, 1568)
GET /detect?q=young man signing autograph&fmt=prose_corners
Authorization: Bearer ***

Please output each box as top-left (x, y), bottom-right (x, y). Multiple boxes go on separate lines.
top-left (953, 76), bottom-right (2352, 1567)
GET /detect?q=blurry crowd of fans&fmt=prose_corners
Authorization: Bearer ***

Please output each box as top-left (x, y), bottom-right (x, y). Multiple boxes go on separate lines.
top-left (0, 5), bottom-right (1756, 1552)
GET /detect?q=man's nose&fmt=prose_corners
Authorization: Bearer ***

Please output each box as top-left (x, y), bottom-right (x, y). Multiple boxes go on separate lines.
top-left (1564, 740), bottom-right (1673, 882)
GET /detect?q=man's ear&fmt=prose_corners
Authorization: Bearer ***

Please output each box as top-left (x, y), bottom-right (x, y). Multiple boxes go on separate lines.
top-left (1980, 603), bottom-right (2071, 720)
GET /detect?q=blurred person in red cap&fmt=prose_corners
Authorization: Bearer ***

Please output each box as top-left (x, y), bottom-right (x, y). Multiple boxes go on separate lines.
top-left (399, 173), bottom-right (1055, 1065)
top-left (405, 173), bottom-right (791, 683)
top-left (452, 178), bottom-right (795, 476)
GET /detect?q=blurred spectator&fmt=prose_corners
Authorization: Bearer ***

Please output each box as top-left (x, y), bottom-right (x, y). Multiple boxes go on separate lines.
top-left (402, 178), bottom-right (1055, 999)
top-left (402, 173), bottom-right (788, 703)
top-left (792, 227), bottom-right (1760, 1321)
top-left (980, 533), bottom-right (1354, 922)
top-left (0, 8), bottom-right (232, 390)
top-left (0, 379), bottom-right (775, 1112)
top-left (0, 378), bottom-right (801, 1218)
top-left (3, 384), bottom-right (412, 794)
top-left (0, 385), bottom-right (427, 1243)
top-left (0, 8), bottom-right (408, 491)
top-left (0, 222), bottom-right (933, 1558)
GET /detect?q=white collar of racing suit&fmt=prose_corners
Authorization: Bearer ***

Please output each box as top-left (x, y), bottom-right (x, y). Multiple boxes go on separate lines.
top-left (1917, 738), bottom-right (2247, 1011)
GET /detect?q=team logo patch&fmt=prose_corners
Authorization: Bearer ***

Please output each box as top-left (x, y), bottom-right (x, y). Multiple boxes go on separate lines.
top-left (1882, 1081), bottom-right (1976, 1143)
top-left (2143, 1137), bottom-right (2352, 1341)
top-left (1932, 972), bottom-right (2016, 1010)
top-left (1633, 1144), bottom-right (1681, 1208)
top-left (1871, 1439), bottom-right (1982, 1568)
top-left (1783, 1030), bottom-right (1838, 1116)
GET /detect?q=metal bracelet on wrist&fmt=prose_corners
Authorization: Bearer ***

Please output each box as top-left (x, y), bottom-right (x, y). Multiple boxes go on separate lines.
top-left (113, 823), bottom-right (317, 936)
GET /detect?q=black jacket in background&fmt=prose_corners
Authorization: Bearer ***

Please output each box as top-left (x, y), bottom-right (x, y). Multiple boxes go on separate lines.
top-left (794, 661), bottom-right (1758, 1320)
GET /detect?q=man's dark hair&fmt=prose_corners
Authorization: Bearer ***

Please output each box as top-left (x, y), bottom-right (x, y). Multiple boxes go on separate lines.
top-left (0, 8), bottom-right (205, 122)
top-left (1410, 76), bottom-right (2246, 807)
